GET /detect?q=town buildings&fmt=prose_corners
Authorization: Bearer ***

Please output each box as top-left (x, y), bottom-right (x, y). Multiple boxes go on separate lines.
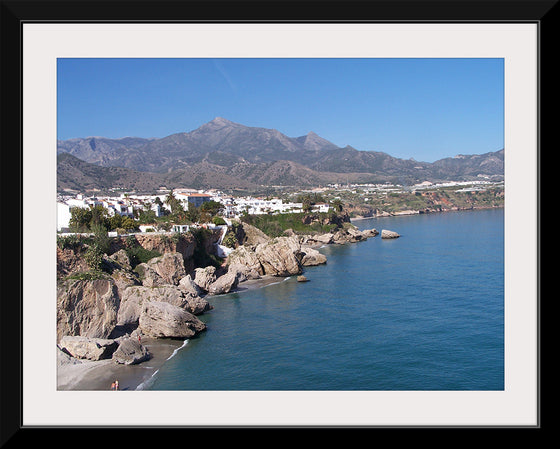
top-left (56, 189), bottom-right (332, 233)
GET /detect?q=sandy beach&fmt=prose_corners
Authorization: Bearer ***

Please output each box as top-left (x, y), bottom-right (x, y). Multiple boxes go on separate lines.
top-left (57, 336), bottom-right (187, 391)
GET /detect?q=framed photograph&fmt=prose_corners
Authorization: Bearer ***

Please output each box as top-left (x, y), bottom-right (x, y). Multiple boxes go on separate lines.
top-left (2, 0), bottom-right (550, 438)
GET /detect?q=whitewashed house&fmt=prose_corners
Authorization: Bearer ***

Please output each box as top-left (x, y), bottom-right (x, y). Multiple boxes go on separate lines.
top-left (312, 203), bottom-right (331, 213)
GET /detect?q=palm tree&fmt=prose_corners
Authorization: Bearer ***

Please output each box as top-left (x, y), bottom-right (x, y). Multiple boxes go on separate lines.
top-left (330, 198), bottom-right (343, 212)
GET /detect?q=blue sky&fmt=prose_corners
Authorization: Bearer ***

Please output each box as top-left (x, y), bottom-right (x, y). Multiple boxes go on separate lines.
top-left (57, 58), bottom-right (503, 162)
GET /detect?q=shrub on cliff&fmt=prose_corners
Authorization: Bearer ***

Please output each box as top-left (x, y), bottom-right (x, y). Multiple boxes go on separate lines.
top-left (123, 236), bottom-right (162, 269)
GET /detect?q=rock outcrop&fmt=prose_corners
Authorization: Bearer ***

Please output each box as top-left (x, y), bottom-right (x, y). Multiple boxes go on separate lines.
top-left (178, 274), bottom-right (203, 296)
top-left (207, 269), bottom-right (239, 295)
top-left (381, 229), bottom-right (400, 239)
top-left (302, 227), bottom-right (379, 246)
top-left (255, 236), bottom-right (303, 276)
top-left (145, 252), bottom-right (187, 285)
top-left (226, 246), bottom-right (264, 276)
top-left (139, 301), bottom-right (206, 338)
top-left (57, 278), bottom-right (121, 341)
top-left (227, 263), bottom-right (262, 283)
top-left (117, 285), bottom-right (211, 328)
top-left (226, 235), bottom-right (330, 278)
top-left (193, 266), bottom-right (217, 291)
top-left (58, 335), bottom-right (118, 361)
top-left (56, 221), bottom-right (389, 371)
top-left (299, 246), bottom-right (327, 266)
top-left (112, 337), bottom-right (150, 365)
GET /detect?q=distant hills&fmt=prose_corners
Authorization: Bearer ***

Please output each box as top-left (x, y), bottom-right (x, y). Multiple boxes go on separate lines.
top-left (57, 117), bottom-right (504, 193)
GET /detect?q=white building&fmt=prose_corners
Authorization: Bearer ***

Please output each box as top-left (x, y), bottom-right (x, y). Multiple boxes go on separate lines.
top-left (224, 197), bottom-right (304, 216)
top-left (311, 203), bottom-right (331, 213)
top-left (57, 202), bottom-right (71, 232)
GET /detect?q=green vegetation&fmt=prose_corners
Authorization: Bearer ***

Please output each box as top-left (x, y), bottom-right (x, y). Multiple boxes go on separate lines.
top-left (57, 233), bottom-right (89, 250)
top-left (66, 270), bottom-right (110, 281)
top-left (241, 211), bottom-right (341, 238)
top-left (191, 227), bottom-right (224, 269)
top-left (68, 205), bottom-right (138, 233)
top-left (123, 235), bottom-right (161, 268)
top-left (222, 230), bottom-right (238, 248)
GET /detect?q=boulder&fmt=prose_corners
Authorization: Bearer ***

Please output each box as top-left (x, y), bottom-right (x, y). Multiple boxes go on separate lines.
top-left (182, 294), bottom-right (214, 315)
top-left (299, 246), bottom-right (327, 267)
top-left (118, 285), bottom-right (211, 326)
top-left (116, 286), bottom-right (147, 326)
top-left (134, 263), bottom-right (167, 287)
top-left (58, 335), bottom-right (118, 361)
top-left (381, 229), bottom-right (400, 239)
top-left (207, 270), bottom-right (239, 295)
top-left (178, 274), bottom-right (202, 297)
top-left (254, 236), bottom-right (303, 276)
top-left (227, 263), bottom-right (262, 282)
top-left (346, 226), bottom-right (365, 240)
top-left (297, 275), bottom-right (309, 282)
top-left (57, 278), bottom-right (121, 341)
top-left (139, 301), bottom-right (206, 338)
top-left (226, 246), bottom-right (264, 276)
top-left (146, 252), bottom-right (187, 285)
top-left (361, 228), bottom-right (379, 238)
top-left (112, 337), bottom-right (150, 365)
top-left (193, 266), bottom-right (217, 292)
top-left (314, 233), bottom-right (334, 244)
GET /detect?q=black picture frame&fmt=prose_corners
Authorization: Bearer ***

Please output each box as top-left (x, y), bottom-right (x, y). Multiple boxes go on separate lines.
top-left (1, 0), bottom-right (552, 442)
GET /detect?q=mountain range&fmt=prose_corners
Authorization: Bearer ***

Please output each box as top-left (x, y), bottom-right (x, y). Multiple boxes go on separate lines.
top-left (57, 117), bottom-right (504, 193)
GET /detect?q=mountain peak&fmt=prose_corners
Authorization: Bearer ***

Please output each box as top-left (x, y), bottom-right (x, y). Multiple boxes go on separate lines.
top-left (210, 117), bottom-right (232, 125)
top-left (210, 117), bottom-right (235, 126)
top-left (191, 117), bottom-right (240, 134)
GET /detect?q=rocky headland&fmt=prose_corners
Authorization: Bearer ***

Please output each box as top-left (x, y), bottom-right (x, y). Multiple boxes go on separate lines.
top-left (56, 217), bottom-right (391, 389)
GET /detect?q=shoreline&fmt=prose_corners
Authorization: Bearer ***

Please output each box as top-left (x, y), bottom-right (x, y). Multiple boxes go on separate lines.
top-left (57, 337), bottom-right (186, 391)
top-left (349, 205), bottom-right (503, 222)
top-left (56, 274), bottom-right (295, 391)
top-left (57, 206), bottom-right (502, 391)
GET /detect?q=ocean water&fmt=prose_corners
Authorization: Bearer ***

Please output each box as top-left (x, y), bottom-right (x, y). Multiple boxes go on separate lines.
top-left (146, 208), bottom-right (504, 391)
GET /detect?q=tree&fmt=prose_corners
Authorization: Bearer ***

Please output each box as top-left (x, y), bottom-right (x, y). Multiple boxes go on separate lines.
top-left (89, 205), bottom-right (110, 230)
top-left (302, 198), bottom-right (313, 213)
top-left (185, 202), bottom-right (200, 223)
top-left (90, 222), bottom-right (110, 254)
top-left (69, 207), bottom-right (92, 232)
top-left (137, 208), bottom-right (157, 224)
top-left (200, 200), bottom-right (224, 217)
top-left (330, 198), bottom-right (343, 212)
top-left (109, 213), bottom-right (123, 231)
top-left (121, 216), bottom-right (138, 231)
top-left (165, 191), bottom-right (183, 215)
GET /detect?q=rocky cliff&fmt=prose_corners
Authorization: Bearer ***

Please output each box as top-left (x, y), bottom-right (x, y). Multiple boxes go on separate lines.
top-left (56, 221), bottom-right (382, 366)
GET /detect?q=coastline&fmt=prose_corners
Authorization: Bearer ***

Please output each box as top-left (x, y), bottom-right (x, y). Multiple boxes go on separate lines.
top-left (349, 205), bottom-right (504, 222)
top-left (57, 206), bottom-right (502, 391)
top-left (56, 274), bottom-right (294, 391)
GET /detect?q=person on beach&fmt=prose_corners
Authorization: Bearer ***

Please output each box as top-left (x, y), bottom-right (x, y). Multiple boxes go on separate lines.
top-left (110, 382), bottom-right (115, 390)
top-left (115, 380), bottom-right (119, 390)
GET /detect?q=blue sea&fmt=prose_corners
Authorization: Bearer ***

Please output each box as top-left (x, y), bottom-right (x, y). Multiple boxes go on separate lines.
top-left (146, 208), bottom-right (504, 391)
